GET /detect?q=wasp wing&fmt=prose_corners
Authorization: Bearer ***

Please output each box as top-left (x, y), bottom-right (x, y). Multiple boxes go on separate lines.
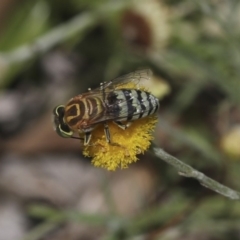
top-left (81, 89), bottom-right (157, 125)
top-left (79, 69), bottom-right (155, 125)
top-left (92, 69), bottom-right (152, 91)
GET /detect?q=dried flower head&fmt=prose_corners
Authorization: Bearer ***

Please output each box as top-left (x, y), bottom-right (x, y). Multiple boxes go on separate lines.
top-left (121, 0), bottom-right (170, 51)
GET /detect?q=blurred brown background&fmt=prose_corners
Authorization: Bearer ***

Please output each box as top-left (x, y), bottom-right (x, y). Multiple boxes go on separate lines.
top-left (1, 0), bottom-right (240, 239)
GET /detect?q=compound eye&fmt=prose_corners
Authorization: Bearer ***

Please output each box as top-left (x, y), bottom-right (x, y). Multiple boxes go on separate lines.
top-left (56, 123), bottom-right (73, 138)
top-left (52, 105), bottom-right (73, 138)
top-left (53, 105), bottom-right (65, 118)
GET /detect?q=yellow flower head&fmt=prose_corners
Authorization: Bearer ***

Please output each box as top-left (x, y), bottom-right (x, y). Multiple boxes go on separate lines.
top-left (82, 82), bottom-right (158, 171)
top-left (82, 116), bottom-right (158, 171)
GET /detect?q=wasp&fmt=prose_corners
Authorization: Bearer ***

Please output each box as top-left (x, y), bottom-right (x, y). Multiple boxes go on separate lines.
top-left (53, 69), bottom-right (159, 146)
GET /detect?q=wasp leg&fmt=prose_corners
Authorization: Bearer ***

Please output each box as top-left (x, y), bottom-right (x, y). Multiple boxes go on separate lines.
top-left (104, 122), bottom-right (111, 143)
top-left (114, 121), bottom-right (132, 130)
top-left (84, 131), bottom-right (92, 146)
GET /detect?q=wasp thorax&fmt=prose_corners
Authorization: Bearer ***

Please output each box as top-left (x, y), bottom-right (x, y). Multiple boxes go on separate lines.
top-left (64, 94), bottom-right (105, 131)
top-left (64, 98), bottom-right (85, 128)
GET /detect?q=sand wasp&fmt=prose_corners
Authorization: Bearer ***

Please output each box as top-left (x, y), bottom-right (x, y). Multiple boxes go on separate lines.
top-left (53, 69), bottom-right (159, 145)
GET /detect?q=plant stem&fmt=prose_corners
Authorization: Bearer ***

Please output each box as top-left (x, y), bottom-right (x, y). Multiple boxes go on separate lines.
top-left (152, 146), bottom-right (240, 200)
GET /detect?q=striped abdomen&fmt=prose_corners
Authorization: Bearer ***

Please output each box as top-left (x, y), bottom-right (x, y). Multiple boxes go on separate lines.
top-left (106, 89), bottom-right (159, 121)
top-left (64, 95), bottom-right (105, 130)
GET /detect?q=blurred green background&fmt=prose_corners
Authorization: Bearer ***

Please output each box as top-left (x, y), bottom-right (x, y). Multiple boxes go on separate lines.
top-left (1, 0), bottom-right (240, 239)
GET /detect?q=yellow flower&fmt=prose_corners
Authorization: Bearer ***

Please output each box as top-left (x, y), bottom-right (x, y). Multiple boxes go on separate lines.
top-left (82, 115), bottom-right (158, 171)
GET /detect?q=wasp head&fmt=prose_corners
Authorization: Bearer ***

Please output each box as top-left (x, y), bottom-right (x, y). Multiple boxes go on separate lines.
top-left (52, 105), bottom-right (74, 138)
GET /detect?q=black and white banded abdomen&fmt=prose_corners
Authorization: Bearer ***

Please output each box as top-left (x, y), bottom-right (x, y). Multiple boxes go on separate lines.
top-left (106, 89), bottom-right (159, 121)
